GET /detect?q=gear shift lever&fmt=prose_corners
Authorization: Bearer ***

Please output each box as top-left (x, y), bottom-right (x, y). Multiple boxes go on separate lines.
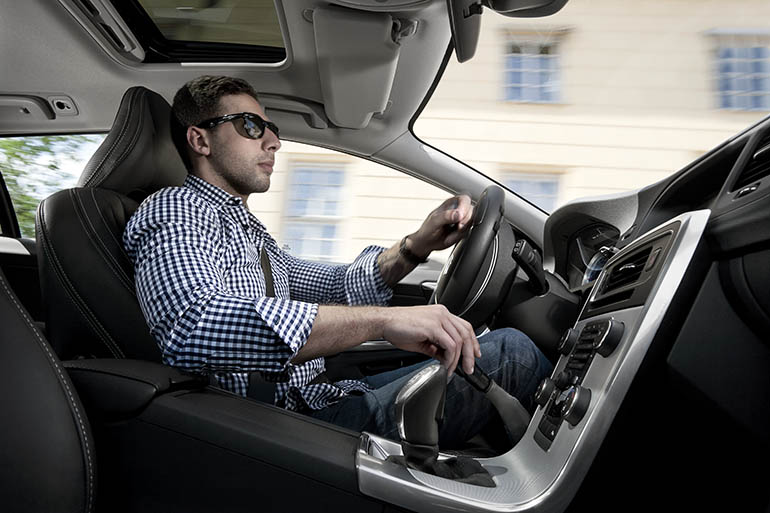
top-left (394, 363), bottom-right (446, 469)
top-left (393, 363), bottom-right (496, 486)
top-left (455, 362), bottom-right (531, 444)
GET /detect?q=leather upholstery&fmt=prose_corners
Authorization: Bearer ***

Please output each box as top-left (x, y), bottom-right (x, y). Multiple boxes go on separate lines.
top-left (36, 87), bottom-right (186, 361)
top-left (78, 87), bottom-right (187, 198)
top-left (0, 267), bottom-right (95, 513)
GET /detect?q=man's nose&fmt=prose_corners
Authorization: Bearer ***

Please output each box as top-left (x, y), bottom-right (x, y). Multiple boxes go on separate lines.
top-left (263, 128), bottom-right (281, 152)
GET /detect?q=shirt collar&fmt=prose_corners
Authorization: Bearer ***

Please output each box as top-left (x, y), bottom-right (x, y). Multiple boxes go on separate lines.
top-left (183, 173), bottom-right (269, 235)
top-left (183, 174), bottom-right (243, 209)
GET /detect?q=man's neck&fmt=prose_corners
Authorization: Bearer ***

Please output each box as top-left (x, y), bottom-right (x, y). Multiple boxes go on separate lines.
top-left (190, 169), bottom-right (249, 205)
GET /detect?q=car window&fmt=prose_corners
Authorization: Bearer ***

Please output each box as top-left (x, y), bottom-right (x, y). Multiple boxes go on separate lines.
top-left (415, 2), bottom-right (770, 213)
top-left (0, 135), bottom-right (105, 238)
top-left (248, 141), bottom-right (452, 264)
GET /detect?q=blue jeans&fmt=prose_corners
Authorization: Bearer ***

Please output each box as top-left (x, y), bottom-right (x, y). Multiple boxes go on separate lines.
top-left (308, 328), bottom-right (553, 448)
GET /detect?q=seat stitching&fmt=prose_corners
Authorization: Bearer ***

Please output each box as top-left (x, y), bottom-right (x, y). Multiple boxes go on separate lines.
top-left (75, 190), bottom-right (136, 294)
top-left (38, 200), bottom-right (124, 358)
top-left (0, 276), bottom-right (95, 513)
top-left (39, 228), bottom-right (123, 357)
top-left (81, 90), bottom-right (139, 187)
top-left (80, 95), bottom-right (135, 187)
top-left (83, 91), bottom-right (143, 188)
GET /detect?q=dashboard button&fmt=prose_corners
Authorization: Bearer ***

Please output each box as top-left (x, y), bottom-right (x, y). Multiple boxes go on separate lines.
top-left (535, 378), bottom-right (556, 407)
top-left (595, 319), bottom-right (625, 357)
top-left (562, 386), bottom-right (591, 426)
top-left (558, 328), bottom-right (579, 355)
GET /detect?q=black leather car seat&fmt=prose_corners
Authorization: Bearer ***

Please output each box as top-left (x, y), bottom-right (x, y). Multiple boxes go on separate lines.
top-left (0, 266), bottom-right (95, 513)
top-left (36, 86), bottom-right (187, 362)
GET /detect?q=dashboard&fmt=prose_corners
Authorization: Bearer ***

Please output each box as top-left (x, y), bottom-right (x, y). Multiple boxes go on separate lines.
top-left (355, 116), bottom-right (770, 512)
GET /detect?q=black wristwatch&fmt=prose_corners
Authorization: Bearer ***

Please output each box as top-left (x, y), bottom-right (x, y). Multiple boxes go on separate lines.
top-left (399, 236), bottom-right (429, 265)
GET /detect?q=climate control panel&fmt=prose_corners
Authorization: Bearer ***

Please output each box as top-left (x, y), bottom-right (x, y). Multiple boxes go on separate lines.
top-left (534, 319), bottom-right (624, 450)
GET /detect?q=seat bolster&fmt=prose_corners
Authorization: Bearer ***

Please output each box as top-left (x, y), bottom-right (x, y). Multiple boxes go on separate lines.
top-left (36, 188), bottom-right (161, 361)
top-left (0, 269), bottom-right (95, 513)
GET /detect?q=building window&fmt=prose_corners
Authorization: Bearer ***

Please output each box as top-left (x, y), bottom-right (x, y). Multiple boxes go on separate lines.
top-left (504, 41), bottom-right (560, 103)
top-left (503, 173), bottom-right (560, 212)
top-left (716, 45), bottom-right (770, 111)
top-left (282, 165), bottom-right (345, 261)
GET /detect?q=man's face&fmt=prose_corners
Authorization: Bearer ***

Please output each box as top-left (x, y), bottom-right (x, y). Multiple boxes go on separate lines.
top-left (206, 93), bottom-right (281, 196)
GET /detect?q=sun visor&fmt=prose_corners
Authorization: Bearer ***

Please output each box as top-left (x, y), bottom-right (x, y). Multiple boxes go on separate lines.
top-left (313, 6), bottom-right (400, 129)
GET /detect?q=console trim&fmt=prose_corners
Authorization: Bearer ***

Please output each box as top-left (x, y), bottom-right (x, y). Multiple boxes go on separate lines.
top-left (356, 210), bottom-right (711, 513)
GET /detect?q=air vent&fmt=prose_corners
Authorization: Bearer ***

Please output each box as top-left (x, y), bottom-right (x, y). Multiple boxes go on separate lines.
top-left (565, 328), bottom-right (597, 381)
top-left (602, 246), bottom-right (651, 294)
top-left (733, 130), bottom-right (770, 191)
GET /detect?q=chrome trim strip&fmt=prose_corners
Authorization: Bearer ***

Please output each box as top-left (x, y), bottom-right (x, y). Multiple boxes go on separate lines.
top-left (0, 238), bottom-right (30, 256)
top-left (347, 340), bottom-right (395, 352)
top-left (458, 233), bottom-right (498, 316)
top-left (357, 210), bottom-right (711, 513)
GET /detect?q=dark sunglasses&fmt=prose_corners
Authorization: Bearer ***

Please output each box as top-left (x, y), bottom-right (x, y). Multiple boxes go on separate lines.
top-left (196, 112), bottom-right (280, 140)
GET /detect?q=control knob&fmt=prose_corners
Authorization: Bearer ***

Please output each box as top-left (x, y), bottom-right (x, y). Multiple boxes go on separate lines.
top-left (595, 319), bottom-right (625, 357)
top-left (534, 377), bottom-right (555, 407)
top-left (557, 328), bottom-right (579, 356)
top-left (561, 385), bottom-right (591, 426)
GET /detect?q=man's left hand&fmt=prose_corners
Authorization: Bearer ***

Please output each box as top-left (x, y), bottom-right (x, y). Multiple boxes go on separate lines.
top-left (409, 195), bottom-right (473, 258)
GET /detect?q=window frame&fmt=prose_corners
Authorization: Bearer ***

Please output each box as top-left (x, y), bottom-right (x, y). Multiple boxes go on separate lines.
top-left (501, 27), bottom-right (569, 105)
top-left (708, 29), bottom-right (770, 112)
top-left (281, 162), bottom-right (348, 263)
top-left (0, 171), bottom-right (21, 238)
top-left (503, 41), bottom-right (561, 104)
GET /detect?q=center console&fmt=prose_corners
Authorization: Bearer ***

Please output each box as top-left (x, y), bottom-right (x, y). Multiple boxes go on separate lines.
top-left (356, 209), bottom-right (711, 513)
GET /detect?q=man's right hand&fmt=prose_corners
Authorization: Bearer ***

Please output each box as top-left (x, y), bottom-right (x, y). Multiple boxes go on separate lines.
top-left (381, 305), bottom-right (480, 376)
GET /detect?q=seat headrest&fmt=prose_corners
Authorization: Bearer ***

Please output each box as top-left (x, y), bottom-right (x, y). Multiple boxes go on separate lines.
top-left (78, 86), bottom-right (187, 199)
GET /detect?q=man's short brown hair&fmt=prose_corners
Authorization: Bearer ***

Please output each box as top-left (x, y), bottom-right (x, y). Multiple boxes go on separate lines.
top-left (171, 75), bottom-right (260, 170)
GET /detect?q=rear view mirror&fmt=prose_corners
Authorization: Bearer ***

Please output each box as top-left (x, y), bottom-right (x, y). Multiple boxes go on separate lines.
top-left (447, 0), bottom-right (569, 63)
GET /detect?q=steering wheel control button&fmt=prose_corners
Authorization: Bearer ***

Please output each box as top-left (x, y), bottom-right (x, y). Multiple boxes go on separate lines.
top-left (558, 328), bottom-right (579, 355)
top-left (594, 319), bottom-right (625, 357)
top-left (561, 386), bottom-right (591, 426)
top-left (535, 377), bottom-right (556, 407)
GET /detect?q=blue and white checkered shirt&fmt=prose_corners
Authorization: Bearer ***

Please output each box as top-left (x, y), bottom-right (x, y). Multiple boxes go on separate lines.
top-left (124, 174), bottom-right (393, 411)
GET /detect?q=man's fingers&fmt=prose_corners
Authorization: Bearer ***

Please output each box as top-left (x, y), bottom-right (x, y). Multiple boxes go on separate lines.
top-left (445, 314), bottom-right (478, 375)
top-left (430, 328), bottom-right (459, 372)
top-left (439, 318), bottom-right (465, 375)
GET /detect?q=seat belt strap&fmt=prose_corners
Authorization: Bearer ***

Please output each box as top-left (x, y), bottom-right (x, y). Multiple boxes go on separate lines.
top-left (248, 245), bottom-right (277, 403)
top-left (260, 245), bottom-right (275, 297)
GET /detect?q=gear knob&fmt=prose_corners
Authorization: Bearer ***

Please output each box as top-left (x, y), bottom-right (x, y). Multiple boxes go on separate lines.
top-left (394, 363), bottom-right (447, 467)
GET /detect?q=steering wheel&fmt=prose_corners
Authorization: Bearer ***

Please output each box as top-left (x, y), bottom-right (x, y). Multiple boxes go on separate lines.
top-left (432, 185), bottom-right (513, 325)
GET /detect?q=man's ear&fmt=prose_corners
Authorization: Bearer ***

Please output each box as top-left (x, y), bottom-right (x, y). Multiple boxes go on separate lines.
top-left (187, 126), bottom-right (211, 157)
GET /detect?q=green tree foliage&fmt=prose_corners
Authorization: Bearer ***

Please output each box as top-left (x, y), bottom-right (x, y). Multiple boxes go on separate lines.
top-left (0, 135), bottom-right (103, 237)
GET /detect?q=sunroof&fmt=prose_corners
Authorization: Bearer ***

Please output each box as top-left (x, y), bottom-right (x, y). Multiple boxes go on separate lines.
top-left (114, 0), bottom-right (286, 63)
top-left (137, 0), bottom-right (284, 48)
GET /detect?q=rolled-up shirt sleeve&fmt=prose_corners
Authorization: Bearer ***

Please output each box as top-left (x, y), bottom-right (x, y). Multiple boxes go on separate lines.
top-left (124, 190), bottom-right (317, 375)
top-left (284, 246), bottom-right (393, 306)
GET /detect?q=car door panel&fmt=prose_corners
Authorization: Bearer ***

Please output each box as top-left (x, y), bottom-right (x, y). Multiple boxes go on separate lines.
top-left (66, 360), bottom-right (397, 512)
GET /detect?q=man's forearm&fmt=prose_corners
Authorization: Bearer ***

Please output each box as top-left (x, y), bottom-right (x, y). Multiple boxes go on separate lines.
top-left (292, 302), bottom-right (481, 376)
top-left (291, 304), bottom-right (388, 364)
top-left (376, 234), bottom-right (427, 287)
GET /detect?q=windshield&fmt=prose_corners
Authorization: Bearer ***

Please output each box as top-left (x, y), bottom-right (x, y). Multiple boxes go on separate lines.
top-left (415, 0), bottom-right (770, 213)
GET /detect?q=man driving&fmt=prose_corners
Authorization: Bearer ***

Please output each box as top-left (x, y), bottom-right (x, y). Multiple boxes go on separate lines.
top-left (124, 75), bottom-right (552, 447)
